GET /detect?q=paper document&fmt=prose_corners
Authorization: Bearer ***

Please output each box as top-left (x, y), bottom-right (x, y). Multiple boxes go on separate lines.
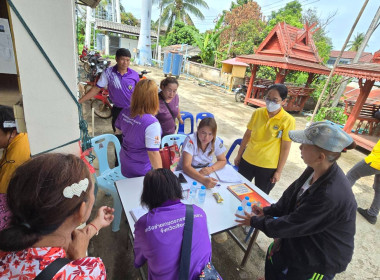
top-left (129, 206), bottom-right (148, 223)
top-left (214, 165), bottom-right (242, 183)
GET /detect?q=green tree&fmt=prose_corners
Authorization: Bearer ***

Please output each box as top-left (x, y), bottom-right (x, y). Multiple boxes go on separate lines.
top-left (160, 0), bottom-right (209, 32)
top-left (164, 21), bottom-right (199, 46)
top-left (346, 32), bottom-right (367, 51)
top-left (191, 15), bottom-right (225, 66)
top-left (265, 0), bottom-right (303, 35)
top-left (121, 12), bottom-right (139, 26)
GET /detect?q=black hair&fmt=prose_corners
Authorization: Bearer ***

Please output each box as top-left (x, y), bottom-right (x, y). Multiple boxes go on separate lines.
top-left (141, 169), bottom-right (183, 211)
top-left (267, 84), bottom-right (288, 100)
top-left (0, 153), bottom-right (91, 252)
top-left (160, 77), bottom-right (179, 90)
top-left (0, 105), bottom-right (16, 133)
top-left (116, 48), bottom-right (131, 59)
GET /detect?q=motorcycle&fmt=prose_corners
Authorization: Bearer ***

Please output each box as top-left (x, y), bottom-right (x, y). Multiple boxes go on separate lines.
top-left (234, 84), bottom-right (247, 103)
top-left (79, 46), bottom-right (88, 62)
top-left (83, 51), bottom-right (102, 73)
top-left (87, 57), bottom-right (111, 82)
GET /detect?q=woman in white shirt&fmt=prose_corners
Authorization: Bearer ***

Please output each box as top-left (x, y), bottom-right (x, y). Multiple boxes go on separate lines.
top-left (177, 117), bottom-right (227, 188)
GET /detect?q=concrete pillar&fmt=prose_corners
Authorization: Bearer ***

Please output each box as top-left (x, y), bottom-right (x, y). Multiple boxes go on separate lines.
top-left (136, 0), bottom-right (152, 66)
top-left (85, 6), bottom-right (92, 47)
top-left (115, 0), bottom-right (121, 23)
top-left (104, 32), bottom-right (110, 56)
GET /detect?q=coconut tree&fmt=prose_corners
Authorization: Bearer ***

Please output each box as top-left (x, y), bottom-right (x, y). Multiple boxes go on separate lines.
top-left (346, 32), bottom-right (368, 51)
top-left (159, 0), bottom-right (209, 32)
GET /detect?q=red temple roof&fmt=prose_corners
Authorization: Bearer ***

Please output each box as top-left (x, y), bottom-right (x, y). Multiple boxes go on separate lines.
top-left (236, 22), bottom-right (331, 75)
top-left (329, 50), bottom-right (373, 63)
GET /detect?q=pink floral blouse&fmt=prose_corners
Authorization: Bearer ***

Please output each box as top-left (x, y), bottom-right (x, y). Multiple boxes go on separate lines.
top-left (0, 247), bottom-right (106, 279)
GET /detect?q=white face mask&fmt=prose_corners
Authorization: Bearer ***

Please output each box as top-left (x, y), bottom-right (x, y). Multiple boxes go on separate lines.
top-left (266, 100), bottom-right (281, 112)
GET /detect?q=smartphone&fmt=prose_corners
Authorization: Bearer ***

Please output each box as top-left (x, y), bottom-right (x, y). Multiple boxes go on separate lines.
top-left (178, 173), bottom-right (188, 184)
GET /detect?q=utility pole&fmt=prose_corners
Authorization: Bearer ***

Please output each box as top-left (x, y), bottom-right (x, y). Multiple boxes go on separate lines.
top-left (331, 5), bottom-right (380, 107)
top-left (155, 0), bottom-right (163, 61)
top-left (136, 0), bottom-right (153, 65)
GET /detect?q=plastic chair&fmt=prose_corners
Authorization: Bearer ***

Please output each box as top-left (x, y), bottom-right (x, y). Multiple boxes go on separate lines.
top-left (91, 134), bottom-right (126, 232)
top-left (196, 112), bottom-right (214, 125)
top-left (177, 111), bottom-right (194, 135)
top-left (162, 134), bottom-right (187, 148)
top-left (226, 139), bottom-right (242, 171)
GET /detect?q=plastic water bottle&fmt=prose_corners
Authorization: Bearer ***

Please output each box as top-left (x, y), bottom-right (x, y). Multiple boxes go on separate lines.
top-left (235, 206), bottom-right (245, 221)
top-left (190, 181), bottom-right (197, 199)
top-left (246, 202), bottom-right (252, 214)
top-left (241, 196), bottom-right (250, 208)
top-left (198, 186), bottom-right (206, 204)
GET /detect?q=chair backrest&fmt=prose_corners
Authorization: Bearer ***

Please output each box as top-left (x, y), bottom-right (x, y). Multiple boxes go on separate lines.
top-left (91, 134), bottom-right (122, 175)
top-left (162, 134), bottom-right (187, 148)
top-left (226, 138), bottom-right (242, 165)
top-left (177, 111), bottom-right (194, 135)
top-left (196, 112), bottom-right (214, 126)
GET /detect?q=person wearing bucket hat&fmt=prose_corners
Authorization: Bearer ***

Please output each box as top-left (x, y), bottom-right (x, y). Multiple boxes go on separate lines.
top-left (235, 121), bottom-right (357, 279)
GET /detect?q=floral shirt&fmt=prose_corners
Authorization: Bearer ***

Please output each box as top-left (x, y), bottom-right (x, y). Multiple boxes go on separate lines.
top-left (0, 247), bottom-right (106, 279)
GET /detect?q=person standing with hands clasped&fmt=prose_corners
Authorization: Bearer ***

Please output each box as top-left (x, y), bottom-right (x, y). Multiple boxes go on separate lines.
top-left (0, 153), bottom-right (114, 279)
top-left (177, 118), bottom-right (226, 188)
top-left (236, 122), bottom-right (357, 280)
top-left (234, 84), bottom-right (295, 194)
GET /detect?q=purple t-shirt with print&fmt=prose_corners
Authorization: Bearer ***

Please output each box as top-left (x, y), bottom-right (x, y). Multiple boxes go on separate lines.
top-left (115, 108), bottom-right (161, 178)
top-left (96, 65), bottom-right (139, 108)
top-left (156, 93), bottom-right (179, 136)
top-left (134, 200), bottom-right (212, 280)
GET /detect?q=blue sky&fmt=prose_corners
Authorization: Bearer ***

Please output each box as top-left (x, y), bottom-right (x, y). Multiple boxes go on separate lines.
top-left (121, 0), bottom-right (380, 53)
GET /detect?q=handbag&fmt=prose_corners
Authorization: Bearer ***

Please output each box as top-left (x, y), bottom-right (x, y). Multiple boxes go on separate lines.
top-left (34, 258), bottom-right (71, 280)
top-left (159, 144), bottom-right (180, 171)
top-left (179, 204), bottom-right (222, 280)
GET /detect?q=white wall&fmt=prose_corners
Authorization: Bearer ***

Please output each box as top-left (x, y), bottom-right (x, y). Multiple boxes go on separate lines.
top-left (10, 0), bottom-right (80, 155)
top-left (120, 37), bottom-right (138, 53)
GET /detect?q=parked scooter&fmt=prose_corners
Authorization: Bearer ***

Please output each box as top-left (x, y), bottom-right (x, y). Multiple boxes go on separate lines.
top-left (234, 84), bottom-right (247, 102)
top-left (87, 57), bottom-right (111, 82)
top-left (83, 50), bottom-right (102, 73)
top-left (79, 46), bottom-right (89, 62)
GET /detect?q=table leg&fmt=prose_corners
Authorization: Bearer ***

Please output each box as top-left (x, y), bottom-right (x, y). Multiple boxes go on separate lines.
top-left (240, 229), bottom-right (260, 268)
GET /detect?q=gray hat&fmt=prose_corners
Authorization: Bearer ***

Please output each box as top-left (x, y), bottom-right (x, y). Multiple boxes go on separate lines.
top-left (289, 121), bottom-right (354, 152)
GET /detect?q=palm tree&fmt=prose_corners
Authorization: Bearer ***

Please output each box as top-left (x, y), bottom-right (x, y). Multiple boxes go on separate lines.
top-left (346, 32), bottom-right (368, 51)
top-left (158, 0), bottom-right (209, 32)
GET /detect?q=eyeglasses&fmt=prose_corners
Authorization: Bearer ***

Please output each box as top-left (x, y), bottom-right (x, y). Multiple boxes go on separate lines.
top-left (264, 95), bottom-right (281, 103)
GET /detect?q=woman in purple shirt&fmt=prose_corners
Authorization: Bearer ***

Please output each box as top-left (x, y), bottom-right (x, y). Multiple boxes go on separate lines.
top-left (115, 80), bottom-right (163, 178)
top-left (134, 169), bottom-right (212, 280)
top-left (156, 77), bottom-right (183, 137)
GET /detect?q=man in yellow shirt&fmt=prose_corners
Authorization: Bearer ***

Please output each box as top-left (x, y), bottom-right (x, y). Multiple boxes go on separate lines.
top-left (0, 105), bottom-right (31, 230)
top-left (347, 140), bottom-right (380, 224)
top-left (234, 84), bottom-right (295, 194)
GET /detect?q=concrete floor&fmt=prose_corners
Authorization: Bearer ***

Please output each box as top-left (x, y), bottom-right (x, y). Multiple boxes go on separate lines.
top-left (82, 63), bottom-right (380, 280)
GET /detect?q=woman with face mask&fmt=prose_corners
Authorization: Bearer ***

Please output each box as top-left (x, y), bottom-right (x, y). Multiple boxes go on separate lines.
top-left (234, 84), bottom-right (295, 194)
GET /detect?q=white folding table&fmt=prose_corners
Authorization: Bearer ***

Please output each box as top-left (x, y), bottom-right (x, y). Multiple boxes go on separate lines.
top-left (115, 169), bottom-right (275, 278)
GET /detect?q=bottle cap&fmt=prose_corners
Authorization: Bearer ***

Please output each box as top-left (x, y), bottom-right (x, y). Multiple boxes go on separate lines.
top-left (247, 202), bottom-right (251, 206)
top-left (238, 206), bottom-right (243, 211)
top-left (201, 186), bottom-right (206, 189)
top-left (245, 196), bottom-right (249, 200)
top-left (193, 181), bottom-right (197, 185)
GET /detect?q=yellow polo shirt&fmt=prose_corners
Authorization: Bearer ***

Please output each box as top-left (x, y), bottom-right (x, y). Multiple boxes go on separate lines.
top-left (0, 133), bottom-right (31, 193)
top-left (242, 107), bottom-right (295, 169)
top-left (365, 140), bottom-right (380, 170)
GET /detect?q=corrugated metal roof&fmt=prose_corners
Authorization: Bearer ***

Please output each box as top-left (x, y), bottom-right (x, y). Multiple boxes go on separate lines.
top-left (95, 19), bottom-right (157, 38)
top-left (330, 50), bottom-right (373, 62)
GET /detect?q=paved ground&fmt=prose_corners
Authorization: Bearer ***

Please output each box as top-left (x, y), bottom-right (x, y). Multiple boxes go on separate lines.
top-left (81, 63), bottom-right (380, 280)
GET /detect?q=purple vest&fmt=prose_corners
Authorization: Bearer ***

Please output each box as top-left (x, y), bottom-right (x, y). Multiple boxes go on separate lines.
top-left (134, 200), bottom-right (212, 280)
top-left (156, 94), bottom-right (179, 136)
top-left (116, 108), bottom-right (159, 177)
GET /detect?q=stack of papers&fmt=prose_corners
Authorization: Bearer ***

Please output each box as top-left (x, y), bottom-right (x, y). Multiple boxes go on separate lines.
top-left (129, 206), bottom-right (148, 222)
top-left (214, 165), bottom-right (242, 183)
